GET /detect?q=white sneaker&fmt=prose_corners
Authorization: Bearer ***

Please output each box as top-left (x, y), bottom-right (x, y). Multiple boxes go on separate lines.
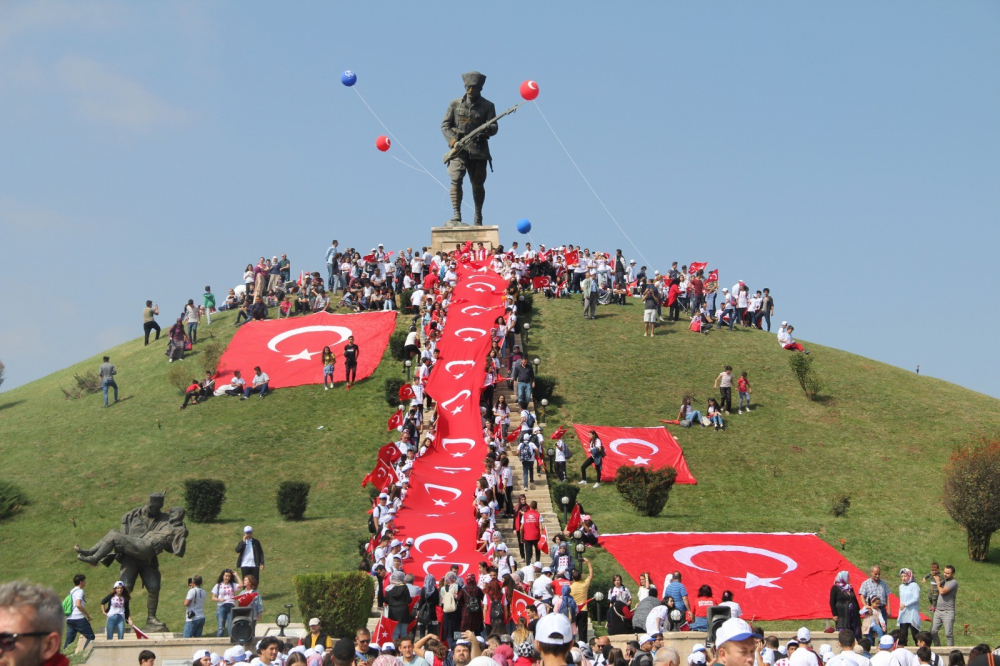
top-left (593, 482), bottom-right (600, 488)
top-left (578, 480), bottom-right (587, 485)
top-left (324, 386), bottom-right (329, 391)
top-left (738, 410), bottom-right (742, 415)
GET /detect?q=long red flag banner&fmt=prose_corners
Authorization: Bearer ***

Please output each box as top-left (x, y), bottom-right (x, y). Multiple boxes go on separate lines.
top-left (391, 261), bottom-right (507, 579)
top-left (214, 311), bottom-right (396, 389)
top-left (600, 531), bottom-right (905, 621)
top-left (570, 424), bottom-right (697, 484)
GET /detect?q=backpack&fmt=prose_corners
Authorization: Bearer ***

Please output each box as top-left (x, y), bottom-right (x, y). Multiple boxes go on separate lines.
top-left (62, 591), bottom-right (74, 616)
top-left (524, 412), bottom-right (536, 429)
top-left (465, 590), bottom-right (482, 614)
top-left (417, 599), bottom-right (434, 625)
top-left (489, 598), bottom-right (505, 626)
top-left (368, 512), bottom-right (377, 534)
top-left (519, 443), bottom-right (535, 463)
top-left (441, 585), bottom-right (457, 613)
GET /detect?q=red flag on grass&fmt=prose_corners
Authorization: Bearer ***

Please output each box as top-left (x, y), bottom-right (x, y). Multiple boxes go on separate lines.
top-left (571, 424), bottom-right (697, 484)
top-left (566, 504), bottom-right (582, 534)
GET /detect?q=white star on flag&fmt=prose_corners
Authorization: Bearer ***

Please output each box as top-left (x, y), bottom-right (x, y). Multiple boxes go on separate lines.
top-left (630, 456), bottom-right (650, 465)
top-left (285, 349), bottom-right (321, 362)
top-left (731, 572), bottom-right (782, 589)
top-left (428, 554), bottom-right (445, 561)
top-left (432, 499), bottom-right (448, 507)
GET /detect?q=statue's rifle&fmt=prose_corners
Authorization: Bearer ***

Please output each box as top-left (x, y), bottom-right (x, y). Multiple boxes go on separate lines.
top-left (442, 102), bottom-right (525, 164)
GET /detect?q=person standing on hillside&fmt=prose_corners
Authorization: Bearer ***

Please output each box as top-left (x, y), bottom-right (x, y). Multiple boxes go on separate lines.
top-left (859, 567), bottom-right (889, 633)
top-left (714, 366), bottom-right (734, 415)
top-left (99, 356), bottom-right (118, 408)
top-left (642, 285), bottom-right (658, 337)
top-left (185, 299), bottom-right (200, 345)
top-left (203, 287), bottom-right (216, 326)
top-left (325, 240), bottom-right (339, 290)
top-left (755, 288), bottom-right (774, 331)
top-left (143, 301), bottom-right (160, 346)
top-left (582, 271), bottom-right (598, 320)
top-left (343, 336), bottom-right (360, 389)
top-left (929, 565), bottom-right (957, 647)
top-left (182, 575), bottom-right (206, 638)
top-left (235, 526), bottom-right (264, 583)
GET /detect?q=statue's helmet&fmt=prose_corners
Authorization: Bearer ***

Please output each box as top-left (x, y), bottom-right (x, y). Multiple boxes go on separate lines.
top-left (148, 493), bottom-right (165, 507)
top-left (462, 71), bottom-right (486, 89)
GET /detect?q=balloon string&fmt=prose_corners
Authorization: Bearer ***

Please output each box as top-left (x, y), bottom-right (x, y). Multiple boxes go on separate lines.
top-left (532, 101), bottom-right (652, 268)
top-left (391, 155), bottom-right (429, 173)
top-left (352, 86), bottom-right (474, 212)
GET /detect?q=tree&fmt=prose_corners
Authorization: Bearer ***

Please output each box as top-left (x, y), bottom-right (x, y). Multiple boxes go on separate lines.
top-left (943, 435), bottom-right (1000, 561)
top-left (0, 359), bottom-right (5, 389)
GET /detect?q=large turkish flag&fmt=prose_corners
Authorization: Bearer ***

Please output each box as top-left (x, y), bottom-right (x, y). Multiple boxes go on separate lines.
top-left (571, 425), bottom-right (696, 484)
top-left (600, 532), bottom-right (902, 620)
top-left (214, 311), bottom-right (396, 389)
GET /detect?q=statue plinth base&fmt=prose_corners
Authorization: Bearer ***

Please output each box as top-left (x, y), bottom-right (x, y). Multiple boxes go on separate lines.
top-left (430, 225), bottom-right (500, 255)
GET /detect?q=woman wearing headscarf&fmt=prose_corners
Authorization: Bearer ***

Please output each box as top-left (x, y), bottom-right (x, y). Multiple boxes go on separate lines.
top-left (896, 568), bottom-right (921, 646)
top-left (385, 571), bottom-right (412, 642)
top-left (416, 575), bottom-right (440, 639)
top-left (460, 573), bottom-right (484, 635)
top-left (829, 571), bottom-right (862, 639)
top-left (440, 572), bottom-right (462, 645)
top-left (552, 584), bottom-right (579, 636)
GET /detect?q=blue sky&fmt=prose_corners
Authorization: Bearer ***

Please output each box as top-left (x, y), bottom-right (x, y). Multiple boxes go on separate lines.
top-left (2, 1), bottom-right (998, 397)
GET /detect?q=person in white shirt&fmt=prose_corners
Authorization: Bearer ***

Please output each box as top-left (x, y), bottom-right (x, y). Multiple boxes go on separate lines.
top-left (869, 636), bottom-right (897, 666)
top-left (183, 575), bottom-right (207, 637)
top-left (826, 631), bottom-right (872, 666)
top-left (645, 602), bottom-right (669, 636)
top-left (789, 629), bottom-right (819, 666)
top-left (720, 590), bottom-right (742, 618)
top-left (242, 367), bottom-right (269, 400)
top-left (533, 567), bottom-right (554, 601)
top-left (64, 574), bottom-right (96, 650)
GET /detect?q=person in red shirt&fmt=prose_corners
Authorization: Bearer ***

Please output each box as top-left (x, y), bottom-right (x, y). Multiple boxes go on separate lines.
top-left (737, 372), bottom-right (752, 414)
top-left (423, 271), bottom-right (440, 292)
top-left (689, 273), bottom-right (705, 315)
top-left (519, 501), bottom-right (542, 565)
top-left (667, 279), bottom-right (681, 321)
top-left (691, 585), bottom-right (717, 631)
top-left (181, 380), bottom-right (201, 409)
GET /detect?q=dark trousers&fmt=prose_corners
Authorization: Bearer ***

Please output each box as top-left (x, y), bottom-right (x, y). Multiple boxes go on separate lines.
top-left (898, 623), bottom-right (920, 646)
top-left (669, 302), bottom-right (681, 321)
top-left (576, 609), bottom-right (589, 642)
top-left (720, 387), bottom-right (732, 412)
top-left (755, 310), bottom-right (771, 331)
top-left (240, 566), bottom-right (260, 584)
top-left (584, 293), bottom-right (598, 319)
top-left (581, 457), bottom-right (603, 482)
top-left (345, 362), bottom-right (358, 384)
top-left (143, 321), bottom-right (161, 345)
top-left (521, 461), bottom-right (534, 488)
top-left (523, 539), bottom-right (539, 565)
top-left (64, 618), bottom-right (95, 649)
top-left (555, 461), bottom-right (567, 481)
top-left (182, 390), bottom-right (200, 408)
top-left (504, 486), bottom-right (514, 516)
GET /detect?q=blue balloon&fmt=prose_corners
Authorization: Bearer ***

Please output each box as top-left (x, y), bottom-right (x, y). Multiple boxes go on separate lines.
top-left (517, 218), bottom-right (532, 234)
top-left (341, 70), bottom-right (357, 87)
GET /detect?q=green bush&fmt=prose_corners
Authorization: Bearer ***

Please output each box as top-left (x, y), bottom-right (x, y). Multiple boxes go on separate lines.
top-left (294, 572), bottom-right (374, 637)
top-left (534, 376), bottom-right (557, 403)
top-left (277, 481), bottom-right (310, 520)
top-left (614, 466), bottom-right (677, 517)
top-left (199, 341), bottom-right (225, 375)
top-left (183, 479), bottom-right (227, 523)
top-left (518, 292), bottom-right (534, 317)
top-left (389, 331), bottom-right (408, 362)
top-left (401, 289), bottom-right (415, 313)
top-left (166, 364), bottom-right (192, 394)
top-left (0, 480), bottom-right (27, 521)
top-left (384, 377), bottom-right (406, 406)
top-left (830, 492), bottom-right (851, 518)
top-left (549, 481), bottom-right (580, 521)
top-left (788, 354), bottom-right (822, 400)
top-left (944, 435), bottom-right (1000, 561)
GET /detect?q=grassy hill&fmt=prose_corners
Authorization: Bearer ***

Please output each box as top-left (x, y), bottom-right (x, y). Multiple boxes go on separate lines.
top-left (526, 297), bottom-right (1000, 639)
top-left (0, 306), bottom-right (405, 630)
top-left (2, 297), bottom-right (1000, 640)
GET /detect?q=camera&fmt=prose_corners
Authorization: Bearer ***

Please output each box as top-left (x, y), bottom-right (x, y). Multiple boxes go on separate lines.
top-left (187, 611), bottom-right (195, 620)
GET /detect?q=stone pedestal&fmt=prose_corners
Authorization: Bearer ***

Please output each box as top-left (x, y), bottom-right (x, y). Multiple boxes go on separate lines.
top-left (430, 225), bottom-right (500, 255)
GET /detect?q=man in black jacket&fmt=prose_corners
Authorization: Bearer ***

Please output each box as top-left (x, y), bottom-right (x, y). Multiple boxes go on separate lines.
top-left (235, 526), bottom-right (264, 583)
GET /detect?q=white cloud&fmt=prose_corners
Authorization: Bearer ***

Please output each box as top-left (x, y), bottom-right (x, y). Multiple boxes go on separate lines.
top-left (0, 1), bottom-right (115, 45)
top-left (55, 55), bottom-right (190, 131)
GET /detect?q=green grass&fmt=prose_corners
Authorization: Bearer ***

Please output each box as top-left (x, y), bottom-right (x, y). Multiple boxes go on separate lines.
top-left (0, 307), bottom-right (410, 633)
top-left (3, 296), bottom-right (1000, 641)
top-left (526, 297), bottom-right (1000, 640)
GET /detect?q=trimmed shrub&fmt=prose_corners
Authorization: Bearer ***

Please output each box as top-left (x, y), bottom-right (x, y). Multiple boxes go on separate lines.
top-left (183, 479), bottom-right (227, 523)
top-left (389, 331), bottom-right (408, 362)
top-left (944, 435), bottom-right (1000, 561)
top-left (401, 289), bottom-right (415, 313)
top-left (549, 481), bottom-right (580, 519)
top-left (788, 354), bottom-right (822, 400)
top-left (830, 493), bottom-right (851, 518)
top-left (0, 480), bottom-right (27, 521)
top-left (294, 572), bottom-right (374, 637)
top-left (534, 376), bottom-right (557, 403)
top-left (518, 292), bottom-right (534, 317)
top-left (166, 364), bottom-right (191, 394)
top-left (614, 466), bottom-right (677, 517)
top-left (199, 341), bottom-right (224, 375)
top-left (384, 377), bottom-right (406, 406)
top-left (277, 481), bottom-right (310, 520)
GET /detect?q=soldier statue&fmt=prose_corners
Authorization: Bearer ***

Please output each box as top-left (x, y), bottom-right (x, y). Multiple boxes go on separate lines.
top-left (74, 493), bottom-right (187, 631)
top-left (441, 71), bottom-right (498, 226)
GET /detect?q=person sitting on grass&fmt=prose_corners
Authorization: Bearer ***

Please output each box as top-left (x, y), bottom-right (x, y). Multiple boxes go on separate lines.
top-left (778, 324), bottom-right (809, 354)
top-left (707, 398), bottom-right (725, 432)
top-left (181, 379), bottom-right (202, 409)
top-left (242, 367), bottom-right (269, 400)
top-left (678, 397), bottom-right (703, 427)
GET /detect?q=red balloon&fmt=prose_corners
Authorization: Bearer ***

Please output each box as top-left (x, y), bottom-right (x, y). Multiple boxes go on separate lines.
top-left (376, 135), bottom-right (391, 152)
top-left (519, 80), bottom-right (539, 101)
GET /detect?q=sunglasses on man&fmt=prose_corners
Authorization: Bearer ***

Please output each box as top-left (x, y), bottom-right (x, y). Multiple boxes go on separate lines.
top-left (0, 632), bottom-right (50, 651)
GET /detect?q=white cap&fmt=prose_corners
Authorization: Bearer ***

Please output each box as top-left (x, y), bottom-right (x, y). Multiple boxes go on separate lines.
top-left (497, 543), bottom-right (508, 551)
top-left (194, 650), bottom-right (211, 662)
top-left (114, 580), bottom-right (125, 588)
top-left (381, 642), bottom-right (395, 652)
top-left (390, 539), bottom-right (401, 548)
top-left (878, 635), bottom-right (895, 649)
top-left (819, 645), bottom-right (833, 655)
top-left (689, 654), bottom-right (706, 666)
top-left (692, 644), bottom-right (706, 653)
top-left (405, 538), bottom-right (414, 545)
top-left (541, 565), bottom-right (551, 572)
top-left (379, 493), bottom-right (389, 499)
top-left (781, 321), bottom-right (788, 326)
top-left (535, 613), bottom-right (574, 645)
top-left (308, 617), bottom-right (321, 626)
top-left (638, 634), bottom-right (653, 645)
top-left (533, 562), bottom-right (542, 569)
top-left (796, 627), bottom-right (811, 643)
top-left (289, 647), bottom-right (306, 656)
top-left (211, 654), bottom-right (223, 666)
top-left (244, 525), bottom-right (253, 533)
top-left (716, 618), bottom-right (755, 647)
